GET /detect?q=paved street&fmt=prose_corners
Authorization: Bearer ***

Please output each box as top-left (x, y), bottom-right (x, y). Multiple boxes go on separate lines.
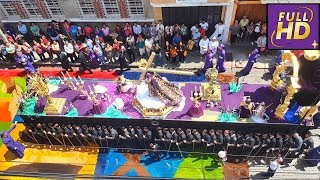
top-left (130, 42), bottom-right (276, 84)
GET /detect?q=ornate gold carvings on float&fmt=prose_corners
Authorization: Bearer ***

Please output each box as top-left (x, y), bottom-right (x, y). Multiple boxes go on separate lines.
top-left (27, 73), bottom-right (66, 114)
top-left (133, 98), bottom-right (174, 118)
top-left (270, 62), bottom-right (285, 90)
top-left (274, 84), bottom-right (298, 119)
top-left (201, 68), bottom-right (221, 102)
top-left (299, 101), bottom-right (320, 124)
top-left (274, 50), bottom-right (320, 122)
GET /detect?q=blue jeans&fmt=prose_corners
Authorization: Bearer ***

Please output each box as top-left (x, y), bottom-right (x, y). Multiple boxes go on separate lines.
top-left (98, 55), bottom-right (105, 64)
top-left (155, 54), bottom-right (162, 66)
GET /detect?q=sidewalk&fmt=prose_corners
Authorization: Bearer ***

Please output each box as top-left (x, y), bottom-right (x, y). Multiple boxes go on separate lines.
top-left (249, 129), bottom-right (320, 179)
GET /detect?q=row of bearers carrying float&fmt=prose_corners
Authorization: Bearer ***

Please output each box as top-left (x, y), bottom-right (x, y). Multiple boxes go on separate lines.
top-left (19, 123), bottom-right (314, 163)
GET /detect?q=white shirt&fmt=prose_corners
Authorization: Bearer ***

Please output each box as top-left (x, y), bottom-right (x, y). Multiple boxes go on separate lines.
top-left (191, 26), bottom-right (198, 33)
top-left (156, 24), bottom-right (164, 34)
top-left (239, 18), bottom-right (249, 28)
top-left (133, 25), bottom-right (142, 35)
top-left (64, 43), bottom-right (74, 54)
top-left (199, 38), bottom-right (209, 48)
top-left (145, 39), bottom-right (154, 49)
top-left (126, 36), bottom-right (135, 45)
top-left (52, 43), bottom-right (60, 51)
top-left (269, 160), bottom-right (280, 171)
top-left (86, 39), bottom-right (93, 49)
top-left (170, 26), bottom-right (174, 34)
top-left (199, 22), bottom-right (209, 30)
top-left (93, 45), bottom-right (103, 56)
top-left (256, 36), bottom-right (266, 47)
top-left (254, 24), bottom-right (261, 33)
top-left (191, 26), bottom-right (200, 39)
top-left (215, 24), bottom-right (225, 35)
top-left (150, 26), bottom-right (157, 36)
top-left (209, 40), bottom-right (219, 54)
top-left (165, 26), bottom-right (171, 34)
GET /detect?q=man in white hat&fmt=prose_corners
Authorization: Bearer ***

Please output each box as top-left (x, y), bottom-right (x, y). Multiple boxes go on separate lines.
top-left (209, 36), bottom-right (219, 55)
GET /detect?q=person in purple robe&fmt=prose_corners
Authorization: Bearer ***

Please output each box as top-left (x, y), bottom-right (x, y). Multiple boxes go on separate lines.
top-left (269, 50), bottom-right (283, 74)
top-left (0, 122), bottom-right (25, 158)
top-left (87, 48), bottom-right (99, 68)
top-left (202, 48), bottom-right (215, 73)
top-left (216, 44), bottom-right (226, 73)
top-left (241, 49), bottom-right (260, 75)
top-left (15, 50), bottom-right (36, 74)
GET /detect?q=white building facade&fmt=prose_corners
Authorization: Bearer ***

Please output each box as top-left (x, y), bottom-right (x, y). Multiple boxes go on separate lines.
top-left (0, 0), bottom-right (155, 22)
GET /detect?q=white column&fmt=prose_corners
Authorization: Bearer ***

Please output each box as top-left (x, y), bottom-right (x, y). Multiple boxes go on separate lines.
top-left (222, 4), bottom-right (234, 44)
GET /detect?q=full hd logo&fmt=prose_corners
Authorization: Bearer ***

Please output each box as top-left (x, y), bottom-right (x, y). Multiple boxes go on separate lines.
top-left (268, 4), bottom-right (319, 50)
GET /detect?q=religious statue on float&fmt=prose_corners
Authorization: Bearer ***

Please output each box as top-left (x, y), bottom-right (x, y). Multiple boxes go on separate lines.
top-left (146, 72), bottom-right (184, 106)
top-left (116, 75), bottom-right (136, 94)
top-left (201, 68), bottom-right (221, 105)
top-left (133, 72), bottom-right (185, 118)
top-left (112, 75), bottom-right (136, 112)
top-left (87, 84), bottom-right (107, 115)
top-left (187, 86), bottom-right (204, 118)
top-left (239, 96), bottom-right (255, 119)
top-left (250, 102), bottom-right (271, 123)
top-left (134, 52), bottom-right (186, 118)
top-left (27, 73), bottom-right (66, 114)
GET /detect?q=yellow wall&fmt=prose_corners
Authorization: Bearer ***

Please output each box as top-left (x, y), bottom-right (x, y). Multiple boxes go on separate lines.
top-left (153, 7), bottom-right (163, 21)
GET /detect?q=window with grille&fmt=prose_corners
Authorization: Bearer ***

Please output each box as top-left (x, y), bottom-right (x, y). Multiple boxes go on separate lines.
top-left (77, 0), bottom-right (96, 18)
top-left (0, 1), bottom-right (21, 20)
top-left (126, 0), bottom-right (144, 17)
top-left (21, 0), bottom-right (42, 19)
top-left (101, 0), bottom-right (120, 18)
top-left (44, 0), bottom-right (64, 18)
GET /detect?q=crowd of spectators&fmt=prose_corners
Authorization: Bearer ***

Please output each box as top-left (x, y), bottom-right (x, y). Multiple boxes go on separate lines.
top-left (0, 17), bottom-right (267, 72)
